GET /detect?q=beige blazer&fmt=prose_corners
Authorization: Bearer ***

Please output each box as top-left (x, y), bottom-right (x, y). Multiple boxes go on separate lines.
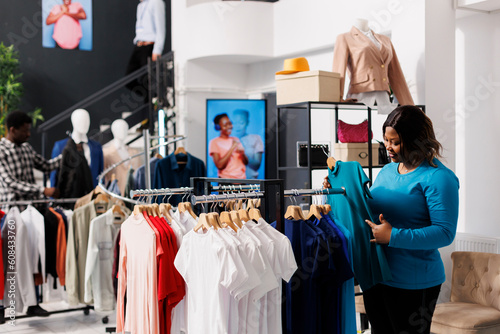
top-left (332, 26), bottom-right (414, 106)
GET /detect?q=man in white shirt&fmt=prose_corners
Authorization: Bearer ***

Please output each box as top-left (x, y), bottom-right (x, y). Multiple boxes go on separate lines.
top-left (125, 0), bottom-right (166, 99)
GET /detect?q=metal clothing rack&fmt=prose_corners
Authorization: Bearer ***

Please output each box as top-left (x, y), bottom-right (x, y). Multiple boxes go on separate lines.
top-left (190, 177), bottom-right (285, 232)
top-left (0, 197), bottom-right (95, 325)
top-left (96, 133), bottom-right (186, 205)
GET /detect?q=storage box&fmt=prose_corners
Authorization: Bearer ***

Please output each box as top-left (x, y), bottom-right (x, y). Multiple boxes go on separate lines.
top-left (276, 70), bottom-right (341, 105)
top-left (333, 143), bottom-right (379, 167)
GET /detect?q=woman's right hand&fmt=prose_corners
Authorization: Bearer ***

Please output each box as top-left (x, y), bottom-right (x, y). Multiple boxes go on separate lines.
top-left (323, 176), bottom-right (331, 189)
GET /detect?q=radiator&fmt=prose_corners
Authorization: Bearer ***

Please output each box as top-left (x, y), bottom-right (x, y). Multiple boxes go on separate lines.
top-left (455, 232), bottom-right (500, 254)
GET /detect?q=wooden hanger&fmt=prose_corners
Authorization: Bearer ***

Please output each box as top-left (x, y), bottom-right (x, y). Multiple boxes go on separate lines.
top-left (133, 204), bottom-right (144, 216)
top-left (112, 204), bottom-right (126, 224)
top-left (155, 153), bottom-right (163, 159)
top-left (95, 193), bottom-right (109, 214)
top-left (323, 204), bottom-right (332, 214)
top-left (193, 213), bottom-right (211, 232)
top-left (249, 208), bottom-right (262, 221)
top-left (306, 204), bottom-right (323, 220)
top-left (174, 146), bottom-right (187, 155)
top-left (327, 156), bottom-right (337, 171)
top-left (284, 205), bottom-right (306, 220)
top-left (238, 208), bottom-right (250, 222)
top-left (220, 211), bottom-right (238, 232)
top-left (230, 210), bottom-right (243, 228)
top-left (207, 212), bottom-right (221, 229)
top-left (180, 202), bottom-right (197, 219)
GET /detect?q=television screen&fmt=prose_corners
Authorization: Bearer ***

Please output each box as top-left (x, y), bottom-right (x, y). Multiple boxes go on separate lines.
top-left (206, 99), bottom-right (266, 179)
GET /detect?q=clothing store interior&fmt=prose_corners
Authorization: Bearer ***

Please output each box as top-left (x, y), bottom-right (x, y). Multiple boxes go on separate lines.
top-left (0, 1), bottom-right (499, 334)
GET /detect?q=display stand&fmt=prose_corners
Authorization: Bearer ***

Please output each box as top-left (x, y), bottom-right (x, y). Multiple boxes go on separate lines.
top-left (276, 101), bottom-right (426, 189)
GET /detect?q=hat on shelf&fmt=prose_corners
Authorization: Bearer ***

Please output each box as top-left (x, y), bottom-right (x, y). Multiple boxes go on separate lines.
top-left (276, 57), bottom-right (310, 75)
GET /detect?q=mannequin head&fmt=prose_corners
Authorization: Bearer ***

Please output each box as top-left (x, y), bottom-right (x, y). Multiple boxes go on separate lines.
top-left (111, 119), bottom-right (129, 147)
top-left (71, 109), bottom-right (90, 135)
top-left (353, 18), bottom-right (369, 32)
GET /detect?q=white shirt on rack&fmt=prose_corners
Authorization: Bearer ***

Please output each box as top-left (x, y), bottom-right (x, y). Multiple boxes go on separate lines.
top-left (20, 205), bottom-right (46, 279)
top-left (2, 207), bottom-right (37, 312)
top-left (174, 227), bottom-right (244, 334)
top-left (255, 218), bottom-right (298, 334)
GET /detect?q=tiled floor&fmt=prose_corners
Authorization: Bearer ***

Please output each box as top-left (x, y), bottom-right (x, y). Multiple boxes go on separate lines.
top-left (1, 301), bottom-right (116, 333)
top-left (1, 302), bottom-right (370, 333)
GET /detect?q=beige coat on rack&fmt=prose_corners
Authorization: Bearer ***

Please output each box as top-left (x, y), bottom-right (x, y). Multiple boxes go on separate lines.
top-left (332, 26), bottom-right (414, 106)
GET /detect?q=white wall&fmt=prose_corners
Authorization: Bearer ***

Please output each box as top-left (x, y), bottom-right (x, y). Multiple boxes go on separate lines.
top-left (172, 0), bottom-right (426, 160)
top-left (456, 11), bottom-right (500, 237)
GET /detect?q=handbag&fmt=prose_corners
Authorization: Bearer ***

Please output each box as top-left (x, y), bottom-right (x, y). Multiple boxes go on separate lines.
top-left (337, 119), bottom-right (373, 143)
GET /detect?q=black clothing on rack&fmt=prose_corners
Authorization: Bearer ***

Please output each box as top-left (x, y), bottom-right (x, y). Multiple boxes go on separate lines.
top-left (57, 138), bottom-right (94, 200)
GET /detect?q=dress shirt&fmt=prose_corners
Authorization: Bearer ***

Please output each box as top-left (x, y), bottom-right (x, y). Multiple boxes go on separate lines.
top-left (134, 0), bottom-right (166, 55)
top-left (153, 153), bottom-right (206, 206)
top-left (0, 138), bottom-right (61, 206)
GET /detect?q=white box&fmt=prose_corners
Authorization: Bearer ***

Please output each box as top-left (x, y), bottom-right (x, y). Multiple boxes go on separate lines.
top-left (275, 70), bottom-right (340, 105)
top-left (333, 143), bottom-right (379, 167)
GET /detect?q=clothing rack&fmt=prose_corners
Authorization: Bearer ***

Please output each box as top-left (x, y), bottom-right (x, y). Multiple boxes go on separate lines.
top-left (190, 177), bottom-right (285, 231)
top-left (96, 134), bottom-right (186, 205)
top-left (0, 197), bottom-right (96, 325)
top-left (0, 197), bottom-right (81, 207)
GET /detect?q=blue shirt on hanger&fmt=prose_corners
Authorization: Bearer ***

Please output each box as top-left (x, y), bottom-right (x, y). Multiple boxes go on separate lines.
top-left (153, 152), bottom-right (205, 206)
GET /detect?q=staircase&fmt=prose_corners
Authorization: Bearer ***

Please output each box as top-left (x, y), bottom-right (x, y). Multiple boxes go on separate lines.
top-left (37, 52), bottom-right (175, 158)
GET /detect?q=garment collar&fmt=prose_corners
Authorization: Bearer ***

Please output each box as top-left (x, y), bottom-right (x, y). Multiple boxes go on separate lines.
top-left (168, 152), bottom-right (193, 171)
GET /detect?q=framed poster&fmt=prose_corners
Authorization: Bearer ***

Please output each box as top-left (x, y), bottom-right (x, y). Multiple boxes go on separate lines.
top-left (206, 99), bottom-right (266, 179)
top-left (42, 0), bottom-right (93, 51)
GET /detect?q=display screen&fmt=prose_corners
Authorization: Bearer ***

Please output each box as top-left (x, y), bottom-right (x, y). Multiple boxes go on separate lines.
top-left (206, 99), bottom-right (266, 180)
top-left (42, 0), bottom-right (93, 51)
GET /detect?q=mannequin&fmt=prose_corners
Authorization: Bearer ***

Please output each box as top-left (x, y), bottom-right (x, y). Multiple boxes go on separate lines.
top-left (50, 109), bottom-right (104, 188)
top-left (353, 18), bottom-right (369, 32)
top-left (332, 19), bottom-right (414, 114)
top-left (103, 119), bottom-right (142, 195)
top-left (70, 108), bottom-right (91, 165)
top-left (111, 119), bottom-right (131, 162)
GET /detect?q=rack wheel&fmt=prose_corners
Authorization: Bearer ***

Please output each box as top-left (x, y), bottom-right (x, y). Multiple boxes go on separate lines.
top-left (83, 308), bottom-right (90, 315)
top-left (102, 316), bottom-right (109, 324)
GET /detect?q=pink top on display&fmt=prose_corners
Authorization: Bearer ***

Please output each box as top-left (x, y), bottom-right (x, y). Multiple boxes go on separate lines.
top-left (50, 2), bottom-right (83, 49)
top-left (209, 136), bottom-right (246, 179)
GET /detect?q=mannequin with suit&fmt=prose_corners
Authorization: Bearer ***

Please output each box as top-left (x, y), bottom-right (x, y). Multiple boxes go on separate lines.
top-left (50, 109), bottom-right (104, 190)
top-left (332, 18), bottom-right (414, 114)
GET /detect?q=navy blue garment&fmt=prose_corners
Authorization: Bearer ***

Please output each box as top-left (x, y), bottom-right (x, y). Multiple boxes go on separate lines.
top-left (133, 157), bottom-right (159, 190)
top-left (313, 216), bottom-right (354, 334)
top-left (284, 218), bottom-right (323, 334)
top-left (153, 153), bottom-right (205, 206)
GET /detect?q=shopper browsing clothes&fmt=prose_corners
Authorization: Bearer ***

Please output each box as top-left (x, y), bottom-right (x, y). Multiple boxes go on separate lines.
top-left (324, 105), bottom-right (459, 334)
top-left (0, 111), bottom-right (61, 206)
top-left (209, 113), bottom-right (248, 179)
top-left (366, 105), bottom-right (459, 334)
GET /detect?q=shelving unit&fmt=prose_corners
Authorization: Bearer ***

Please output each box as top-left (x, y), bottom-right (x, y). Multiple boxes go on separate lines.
top-left (276, 101), bottom-right (380, 193)
top-left (276, 101), bottom-right (425, 193)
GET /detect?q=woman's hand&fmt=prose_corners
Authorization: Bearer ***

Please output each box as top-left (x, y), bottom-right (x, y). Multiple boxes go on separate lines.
top-left (365, 214), bottom-right (393, 244)
top-left (322, 176), bottom-right (331, 189)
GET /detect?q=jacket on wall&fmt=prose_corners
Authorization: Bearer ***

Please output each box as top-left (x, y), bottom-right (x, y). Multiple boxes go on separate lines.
top-left (332, 26), bottom-right (414, 106)
top-left (50, 137), bottom-right (104, 188)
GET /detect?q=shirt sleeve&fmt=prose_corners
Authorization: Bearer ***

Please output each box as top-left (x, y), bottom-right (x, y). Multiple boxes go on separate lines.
top-left (0, 151), bottom-right (45, 197)
top-left (389, 168), bottom-right (459, 250)
top-left (84, 217), bottom-right (99, 303)
top-left (152, 0), bottom-right (166, 55)
top-left (32, 145), bottom-right (62, 173)
top-left (209, 139), bottom-right (219, 156)
top-left (174, 237), bottom-right (189, 284)
top-left (254, 135), bottom-right (264, 153)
